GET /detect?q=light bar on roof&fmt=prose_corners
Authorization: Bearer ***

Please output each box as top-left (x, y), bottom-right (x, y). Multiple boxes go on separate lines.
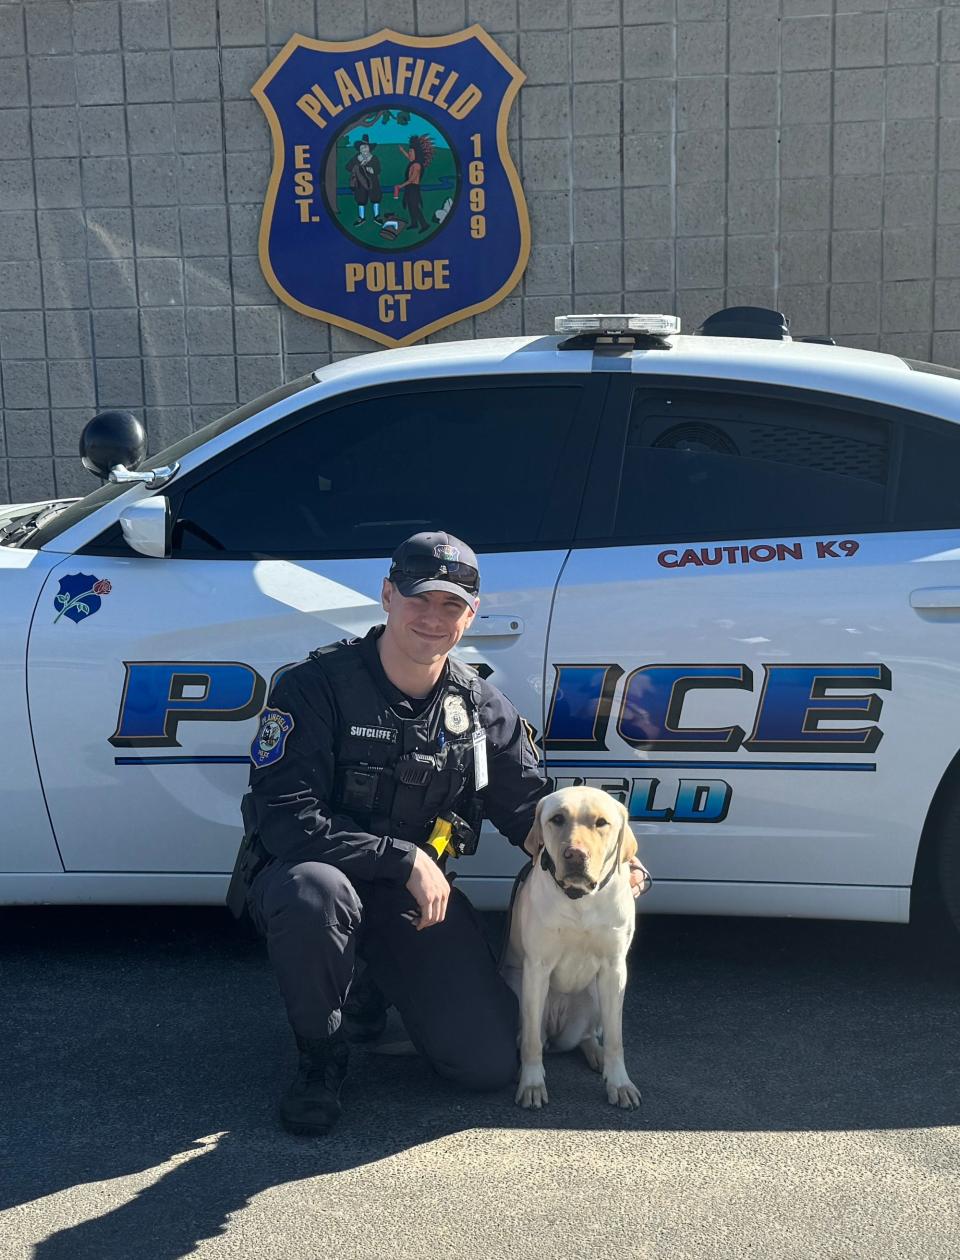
top-left (555, 313), bottom-right (681, 336)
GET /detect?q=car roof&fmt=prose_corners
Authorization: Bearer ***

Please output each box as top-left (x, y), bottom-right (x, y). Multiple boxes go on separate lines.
top-left (317, 332), bottom-right (910, 381)
top-left (311, 333), bottom-right (960, 424)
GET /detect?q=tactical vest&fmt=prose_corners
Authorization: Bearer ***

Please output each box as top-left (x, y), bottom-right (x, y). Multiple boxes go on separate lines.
top-left (313, 639), bottom-right (485, 848)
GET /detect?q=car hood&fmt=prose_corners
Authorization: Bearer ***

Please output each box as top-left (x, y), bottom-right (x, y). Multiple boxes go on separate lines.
top-left (0, 498), bottom-right (78, 529)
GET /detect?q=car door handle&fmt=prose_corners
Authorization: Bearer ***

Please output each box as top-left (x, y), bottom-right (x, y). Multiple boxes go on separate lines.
top-left (910, 587), bottom-right (960, 610)
top-left (461, 615), bottom-right (525, 638)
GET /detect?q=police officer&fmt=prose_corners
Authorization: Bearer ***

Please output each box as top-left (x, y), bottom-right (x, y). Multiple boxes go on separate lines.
top-left (237, 531), bottom-right (648, 1135)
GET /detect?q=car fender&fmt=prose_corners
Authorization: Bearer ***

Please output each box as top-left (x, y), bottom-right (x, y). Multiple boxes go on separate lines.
top-left (0, 543), bottom-right (68, 872)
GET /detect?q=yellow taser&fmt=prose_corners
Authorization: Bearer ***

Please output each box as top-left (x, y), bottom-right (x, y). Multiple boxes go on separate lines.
top-left (426, 817), bottom-right (454, 862)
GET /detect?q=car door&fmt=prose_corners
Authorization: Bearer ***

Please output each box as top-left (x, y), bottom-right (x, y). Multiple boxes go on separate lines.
top-left (28, 374), bottom-right (604, 876)
top-left (545, 374), bottom-right (960, 919)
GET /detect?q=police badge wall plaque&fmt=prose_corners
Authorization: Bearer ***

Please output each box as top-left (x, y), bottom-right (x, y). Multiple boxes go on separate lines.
top-left (252, 26), bottom-right (529, 347)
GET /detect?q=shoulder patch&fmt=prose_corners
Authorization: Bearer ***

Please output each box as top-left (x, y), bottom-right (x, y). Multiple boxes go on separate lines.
top-left (521, 717), bottom-right (542, 761)
top-left (250, 708), bottom-right (295, 769)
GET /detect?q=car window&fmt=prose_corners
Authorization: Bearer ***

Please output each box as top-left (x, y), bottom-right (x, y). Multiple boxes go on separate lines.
top-left (30, 375), bottom-right (316, 549)
top-left (608, 387), bottom-right (891, 542)
top-left (894, 420), bottom-right (960, 530)
top-left (171, 380), bottom-right (586, 557)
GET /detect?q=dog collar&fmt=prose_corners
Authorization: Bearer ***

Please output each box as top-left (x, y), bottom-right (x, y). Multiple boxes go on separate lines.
top-left (539, 846), bottom-right (618, 900)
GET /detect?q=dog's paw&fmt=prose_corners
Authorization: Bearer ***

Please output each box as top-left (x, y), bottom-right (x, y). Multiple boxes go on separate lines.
top-left (580, 1036), bottom-right (603, 1073)
top-left (604, 1069), bottom-right (642, 1109)
top-left (516, 1065), bottom-right (549, 1109)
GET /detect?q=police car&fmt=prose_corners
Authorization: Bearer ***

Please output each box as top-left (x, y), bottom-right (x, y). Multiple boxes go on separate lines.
top-left (4, 306), bottom-right (960, 935)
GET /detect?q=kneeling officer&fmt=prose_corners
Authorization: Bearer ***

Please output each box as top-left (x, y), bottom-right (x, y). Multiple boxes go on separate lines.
top-left (230, 532), bottom-right (550, 1135)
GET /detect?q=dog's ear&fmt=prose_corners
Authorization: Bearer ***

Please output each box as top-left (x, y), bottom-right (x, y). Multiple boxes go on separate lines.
top-left (523, 797), bottom-right (545, 857)
top-left (618, 801), bottom-right (638, 864)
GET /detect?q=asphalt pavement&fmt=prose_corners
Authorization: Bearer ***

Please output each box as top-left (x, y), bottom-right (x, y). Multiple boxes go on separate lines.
top-left (1, 904), bottom-right (959, 1260)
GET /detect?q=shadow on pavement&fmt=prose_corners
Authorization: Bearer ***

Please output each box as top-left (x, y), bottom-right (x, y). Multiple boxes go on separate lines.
top-left (1, 905), bottom-right (958, 1258)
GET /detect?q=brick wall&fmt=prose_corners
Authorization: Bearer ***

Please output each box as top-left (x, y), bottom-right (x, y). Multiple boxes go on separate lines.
top-left (1, 0), bottom-right (958, 504)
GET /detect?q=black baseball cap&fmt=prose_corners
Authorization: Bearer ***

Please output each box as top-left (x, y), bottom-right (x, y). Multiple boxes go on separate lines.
top-left (388, 531), bottom-right (480, 609)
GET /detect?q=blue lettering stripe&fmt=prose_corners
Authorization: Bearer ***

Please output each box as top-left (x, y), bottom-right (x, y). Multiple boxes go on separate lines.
top-left (548, 759), bottom-right (876, 772)
top-left (115, 756), bottom-right (251, 765)
top-left (114, 756), bottom-right (876, 771)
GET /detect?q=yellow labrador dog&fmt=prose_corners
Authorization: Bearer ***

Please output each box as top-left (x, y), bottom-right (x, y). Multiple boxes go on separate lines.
top-left (502, 786), bottom-right (642, 1110)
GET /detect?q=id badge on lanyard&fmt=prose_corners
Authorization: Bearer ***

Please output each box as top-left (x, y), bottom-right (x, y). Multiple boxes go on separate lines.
top-left (471, 721), bottom-right (488, 792)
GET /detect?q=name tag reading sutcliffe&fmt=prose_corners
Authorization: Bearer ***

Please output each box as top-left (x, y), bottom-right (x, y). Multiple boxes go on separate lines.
top-left (472, 723), bottom-right (488, 792)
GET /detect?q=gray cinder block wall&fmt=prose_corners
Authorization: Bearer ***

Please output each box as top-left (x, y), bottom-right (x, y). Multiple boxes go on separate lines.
top-left (1, 0), bottom-right (959, 504)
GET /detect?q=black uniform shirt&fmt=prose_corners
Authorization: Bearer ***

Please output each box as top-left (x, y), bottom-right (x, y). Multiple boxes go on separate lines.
top-left (248, 627), bottom-right (550, 884)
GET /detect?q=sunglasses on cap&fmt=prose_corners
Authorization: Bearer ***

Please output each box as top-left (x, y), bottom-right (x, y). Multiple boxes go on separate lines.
top-left (389, 555), bottom-right (480, 590)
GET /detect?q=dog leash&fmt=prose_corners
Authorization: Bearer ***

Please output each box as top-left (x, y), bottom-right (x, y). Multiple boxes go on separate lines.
top-left (496, 858), bottom-right (533, 972)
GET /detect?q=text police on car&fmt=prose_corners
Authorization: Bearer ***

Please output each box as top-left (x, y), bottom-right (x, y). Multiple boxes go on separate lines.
top-left (228, 531), bottom-right (649, 1135)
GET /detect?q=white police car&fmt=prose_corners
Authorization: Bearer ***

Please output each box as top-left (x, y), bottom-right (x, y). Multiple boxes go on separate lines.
top-left (4, 307), bottom-right (960, 935)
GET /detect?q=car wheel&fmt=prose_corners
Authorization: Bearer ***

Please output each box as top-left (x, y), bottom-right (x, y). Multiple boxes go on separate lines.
top-left (937, 799), bottom-right (960, 939)
top-left (913, 772), bottom-right (960, 948)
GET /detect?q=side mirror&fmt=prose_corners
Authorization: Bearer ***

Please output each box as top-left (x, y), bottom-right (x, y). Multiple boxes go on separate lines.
top-left (80, 410), bottom-right (146, 481)
top-left (79, 410), bottom-right (179, 489)
top-left (119, 498), bottom-right (170, 559)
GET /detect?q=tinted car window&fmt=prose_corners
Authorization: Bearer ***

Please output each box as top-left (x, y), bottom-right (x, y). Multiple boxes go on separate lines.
top-left (612, 389), bottom-right (890, 542)
top-left (895, 420), bottom-right (960, 530)
top-left (30, 375), bottom-right (316, 549)
top-left (173, 381), bottom-right (584, 556)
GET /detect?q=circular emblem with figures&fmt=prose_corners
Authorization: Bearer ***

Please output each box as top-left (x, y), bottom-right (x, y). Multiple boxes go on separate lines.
top-left (321, 109), bottom-right (461, 253)
top-left (258, 719), bottom-right (283, 753)
top-left (443, 694), bottom-right (470, 736)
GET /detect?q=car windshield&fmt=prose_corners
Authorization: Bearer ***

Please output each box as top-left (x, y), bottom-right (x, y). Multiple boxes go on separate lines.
top-left (28, 375), bottom-right (316, 549)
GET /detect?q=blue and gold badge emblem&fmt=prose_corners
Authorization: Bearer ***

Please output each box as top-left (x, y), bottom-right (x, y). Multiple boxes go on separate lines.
top-left (252, 26), bottom-right (529, 347)
top-left (251, 708), bottom-right (295, 769)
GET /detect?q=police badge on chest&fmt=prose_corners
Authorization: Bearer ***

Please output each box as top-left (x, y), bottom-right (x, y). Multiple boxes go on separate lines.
top-left (442, 693), bottom-right (488, 792)
top-left (442, 694), bottom-right (470, 736)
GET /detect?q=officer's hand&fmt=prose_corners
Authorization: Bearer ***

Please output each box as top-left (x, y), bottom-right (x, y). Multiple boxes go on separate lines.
top-left (628, 858), bottom-right (652, 899)
top-left (406, 848), bottom-right (450, 930)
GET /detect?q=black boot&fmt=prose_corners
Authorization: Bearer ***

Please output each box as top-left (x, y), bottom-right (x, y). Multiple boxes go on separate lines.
top-left (342, 969), bottom-right (389, 1045)
top-left (279, 1026), bottom-right (349, 1136)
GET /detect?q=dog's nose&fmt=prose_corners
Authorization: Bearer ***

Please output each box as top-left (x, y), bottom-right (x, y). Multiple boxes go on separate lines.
top-left (563, 847), bottom-right (588, 869)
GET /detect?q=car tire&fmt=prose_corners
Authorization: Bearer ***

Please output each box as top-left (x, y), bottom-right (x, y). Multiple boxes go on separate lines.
top-left (912, 774), bottom-right (960, 950)
top-left (937, 799), bottom-right (960, 939)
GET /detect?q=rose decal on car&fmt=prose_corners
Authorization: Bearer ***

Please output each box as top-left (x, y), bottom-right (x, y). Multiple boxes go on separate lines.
top-left (53, 574), bottom-right (113, 624)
